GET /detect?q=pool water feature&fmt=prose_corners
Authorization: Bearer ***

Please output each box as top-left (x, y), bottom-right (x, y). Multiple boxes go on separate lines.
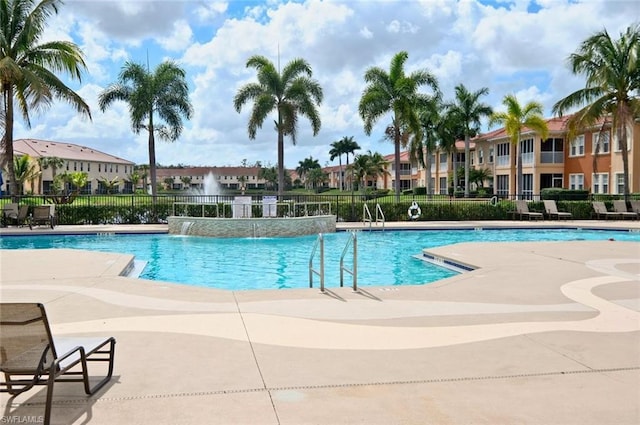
top-left (1, 229), bottom-right (639, 290)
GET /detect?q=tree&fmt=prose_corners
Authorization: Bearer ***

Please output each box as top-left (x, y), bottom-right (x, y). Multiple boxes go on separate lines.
top-left (259, 166), bottom-right (278, 191)
top-left (98, 176), bottom-right (119, 194)
top-left (359, 51), bottom-right (439, 201)
top-left (180, 176), bottom-right (192, 190)
top-left (98, 60), bottom-right (193, 198)
top-left (553, 24), bottom-right (640, 199)
top-left (414, 96), bottom-right (443, 195)
top-left (448, 84), bottom-right (492, 197)
top-left (296, 156), bottom-right (320, 189)
top-left (37, 156), bottom-right (64, 194)
top-left (306, 167), bottom-right (328, 191)
top-left (490, 94), bottom-right (548, 198)
top-left (329, 138), bottom-right (347, 190)
top-left (13, 154), bottom-right (39, 195)
top-left (234, 55), bottom-right (323, 197)
top-left (349, 151), bottom-right (389, 192)
top-left (1, 0), bottom-right (91, 197)
top-left (343, 136), bottom-right (360, 191)
top-left (435, 106), bottom-right (466, 193)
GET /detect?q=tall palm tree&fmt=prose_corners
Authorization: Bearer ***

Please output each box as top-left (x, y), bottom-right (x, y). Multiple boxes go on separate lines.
top-left (448, 84), bottom-right (492, 197)
top-left (435, 106), bottom-right (465, 194)
top-left (259, 166), bottom-right (278, 191)
top-left (407, 95), bottom-right (443, 195)
top-left (359, 51), bottom-right (439, 201)
top-left (553, 24), bottom-right (640, 199)
top-left (342, 136), bottom-right (360, 191)
top-left (1, 0), bottom-right (91, 197)
top-left (329, 138), bottom-right (348, 190)
top-left (234, 55), bottom-right (323, 197)
top-left (490, 94), bottom-right (549, 199)
top-left (99, 60), bottom-right (193, 198)
top-left (349, 150), bottom-right (389, 192)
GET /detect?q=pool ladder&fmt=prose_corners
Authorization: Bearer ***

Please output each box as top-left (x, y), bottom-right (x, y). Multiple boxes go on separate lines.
top-left (363, 203), bottom-right (385, 230)
top-left (308, 232), bottom-right (358, 292)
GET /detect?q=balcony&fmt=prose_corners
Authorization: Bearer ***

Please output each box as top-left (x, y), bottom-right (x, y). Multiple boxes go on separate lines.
top-left (540, 152), bottom-right (564, 164)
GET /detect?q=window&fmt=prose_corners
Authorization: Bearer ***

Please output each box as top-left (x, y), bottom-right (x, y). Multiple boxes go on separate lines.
top-left (520, 138), bottom-right (534, 165)
top-left (80, 162), bottom-right (83, 171)
top-left (496, 175), bottom-right (509, 196)
top-left (116, 165), bottom-right (119, 173)
top-left (592, 131), bottom-right (610, 154)
top-left (439, 177), bottom-right (447, 195)
top-left (613, 128), bottom-right (632, 152)
top-left (73, 162), bottom-right (77, 171)
top-left (569, 174), bottom-right (584, 190)
top-left (478, 148), bottom-right (484, 164)
top-left (521, 174), bottom-right (533, 199)
top-left (496, 143), bottom-right (510, 167)
top-left (98, 163), bottom-right (101, 172)
top-left (615, 173), bottom-right (625, 194)
top-left (488, 147), bottom-right (494, 163)
top-left (570, 135), bottom-right (585, 157)
top-left (592, 173), bottom-right (609, 194)
top-left (540, 138), bottom-right (564, 164)
top-left (109, 164), bottom-right (112, 173)
top-left (439, 153), bottom-right (447, 171)
top-left (87, 163), bottom-right (90, 172)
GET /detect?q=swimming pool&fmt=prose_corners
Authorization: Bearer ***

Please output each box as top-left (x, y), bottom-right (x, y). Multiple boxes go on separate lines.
top-left (2, 228), bottom-right (639, 290)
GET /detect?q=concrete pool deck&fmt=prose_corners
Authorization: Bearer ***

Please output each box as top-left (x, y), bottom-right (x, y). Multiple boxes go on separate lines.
top-left (1, 220), bottom-right (639, 424)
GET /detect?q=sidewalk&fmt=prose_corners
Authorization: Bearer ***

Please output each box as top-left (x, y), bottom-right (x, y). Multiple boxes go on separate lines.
top-left (1, 222), bottom-right (639, 424)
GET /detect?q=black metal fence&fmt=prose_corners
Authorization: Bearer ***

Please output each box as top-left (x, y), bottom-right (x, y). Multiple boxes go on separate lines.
top-left (1, 192), bottom-right (637, 225)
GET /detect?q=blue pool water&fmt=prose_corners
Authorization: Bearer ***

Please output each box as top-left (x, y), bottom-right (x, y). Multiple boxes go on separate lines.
top-left (1, 229), bottom-right (639, 290)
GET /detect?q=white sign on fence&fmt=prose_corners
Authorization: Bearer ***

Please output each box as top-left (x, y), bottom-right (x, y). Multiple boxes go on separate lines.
top-left (233, 196), bottom-right (252, 218)
top-left (262, 196), bottom-right (277, 217)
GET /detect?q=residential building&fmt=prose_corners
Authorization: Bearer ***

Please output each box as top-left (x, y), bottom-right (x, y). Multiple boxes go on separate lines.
top-left (0, 138), bottom-right (136, 195)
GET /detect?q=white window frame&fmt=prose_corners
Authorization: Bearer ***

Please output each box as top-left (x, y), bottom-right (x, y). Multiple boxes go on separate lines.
top-left (615, 173), bottom-right (625, 195)
top-left (592, 131), bottom-right (610, 154)
top-left (569, 173), bottom-right (584, 190)
top-left (592, 173), bottom-right (609, 194)
top-left (570, 135), bottom-right (585, 157)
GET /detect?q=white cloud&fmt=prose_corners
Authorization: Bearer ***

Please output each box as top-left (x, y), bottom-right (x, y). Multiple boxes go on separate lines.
top-left (11, 0), bottom-right (635, 170)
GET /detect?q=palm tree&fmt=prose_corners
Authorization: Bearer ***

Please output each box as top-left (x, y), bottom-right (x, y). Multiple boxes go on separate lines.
top-left (435, 106), bottom-right (465, 194)
top-left (98, 60), bottom-right (193, 198)
top-left (490, 94), bottom-right (549, 199)
top-left (13, 154), bottom-right (40, 195)
top-left (349, 151), bottom-right (389, 192)
top-left (359, 51), bottom-right (439, 201)
top-left (307, 167), bottom-right (328, 191)
top-left (296, 156), bottom-right (321, 189)
top-left (329, 138), bottom-right (347, 190)
top-left (448, 84), bottom-right (492, 197)
top-left (37, 156), bottom-right (64, 194)
top-left (343, 136), bottom-right (360, 191)
top-left (234, 55), bottom-right (323, 197)
top-left (1, 0), bottom-right (91, 197)
top-left (553, 24), bottom-right (640, 199)
top-left (413, 96), bottom-right (443, 195)
top-left (259, 166), bottom-right (278, 191)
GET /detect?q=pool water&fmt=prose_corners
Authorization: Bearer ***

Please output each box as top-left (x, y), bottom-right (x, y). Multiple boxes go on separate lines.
top-left (1, 229), bottom-right (639, 290)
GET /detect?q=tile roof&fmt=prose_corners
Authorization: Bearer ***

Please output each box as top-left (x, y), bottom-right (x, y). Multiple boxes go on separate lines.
top-left (14, 139), bottom-right (134, 164)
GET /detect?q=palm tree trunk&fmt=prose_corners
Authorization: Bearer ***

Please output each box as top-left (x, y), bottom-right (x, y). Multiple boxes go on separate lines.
top-left (394, 124), bottom-right (401, 202)
top-left (516, 134), bottom-right (522, 200)
top-left (425, 148), bottom-right (432, 196)
top-left (339, 156), bottom-right (343, 191)
top-left (3, 87), bottom-right (18, 198)
top-left (277, 111), bottom-right (285, 197)
top-left (148, 130), bottom-right (157, 198)
top-left (464, 134), bottom-right (470, 197)
top-left (618, 109), bottom-right (631, 200)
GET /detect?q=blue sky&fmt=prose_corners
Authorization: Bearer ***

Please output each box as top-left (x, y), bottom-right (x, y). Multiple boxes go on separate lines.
top-left (14, 0), bottom-right (638, 169)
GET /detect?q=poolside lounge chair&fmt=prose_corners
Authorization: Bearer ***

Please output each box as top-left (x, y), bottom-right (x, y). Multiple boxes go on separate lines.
top-left (543, 200), bottom-right (572, 220)
top-left (630, 200), bottom-right (640, 216)
top-left (592, 201), bottom-right (622, 220)
top-left (2, 203), bottom-right (19, 226)
top-left (612, 200), bottom-right (639, 220)
top-left (29, 205), bottom-right (55, 229)
top-left (515, 200), bottom-right (543, 220)
top-left (4, 204), bottom-right (29, 227)
top-left (0, 303), bottom-right (116, 425)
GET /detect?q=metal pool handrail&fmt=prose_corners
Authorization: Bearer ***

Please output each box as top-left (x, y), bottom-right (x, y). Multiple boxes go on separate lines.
top-left (308, 233), bottom-right (325, 292)
top-left (340, 231), bottom-right (358, 291)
